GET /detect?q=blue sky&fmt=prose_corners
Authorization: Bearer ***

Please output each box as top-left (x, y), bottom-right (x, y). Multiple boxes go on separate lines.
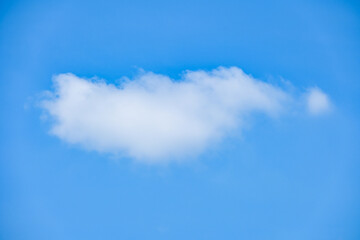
top-left (1, 0), bottom-right (360, 239)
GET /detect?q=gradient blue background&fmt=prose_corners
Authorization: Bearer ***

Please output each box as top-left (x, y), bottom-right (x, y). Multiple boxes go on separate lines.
top-left (1, 0), bottom-right (360, 239)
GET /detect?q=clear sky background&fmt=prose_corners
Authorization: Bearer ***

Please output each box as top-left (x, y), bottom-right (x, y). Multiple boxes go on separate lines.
top-left (1, 0), bottom-right (360, 239)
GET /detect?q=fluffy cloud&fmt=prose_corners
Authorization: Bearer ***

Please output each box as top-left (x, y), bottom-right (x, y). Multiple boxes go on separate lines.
top-left (306, 87), bottom-right (332, 115)
top-left (40, 67), bottom-right (328, 163)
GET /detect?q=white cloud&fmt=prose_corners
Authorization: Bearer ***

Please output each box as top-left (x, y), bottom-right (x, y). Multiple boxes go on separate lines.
top-left (40, 67), bottom-right (329, 163)
top-left (306, 87), bottom-right (332, 115)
